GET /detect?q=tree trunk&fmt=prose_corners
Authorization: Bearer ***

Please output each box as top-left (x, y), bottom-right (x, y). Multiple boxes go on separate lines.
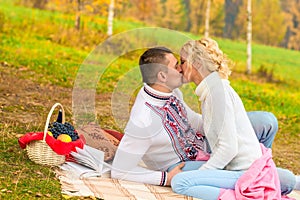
top-left (107, 0), bottom-right (115, 37)
top-left (183, 0), bottom-right (191, 32)
top-left (224, 0), bottom-right (241, 39)
top-left (33, 0), bottom-right (48, 9)
top-left (75, 0), bottom-right (81, 31)
top-left (204, 0), bottom-right (211, 38)
top-left (246, 0), bottom-right (252, 74)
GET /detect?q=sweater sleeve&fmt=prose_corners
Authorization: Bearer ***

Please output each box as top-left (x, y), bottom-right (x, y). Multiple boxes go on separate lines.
top-left (199, 84), bottom-right (238, 170)
top-left (111, 120), bottom-right (167, 186)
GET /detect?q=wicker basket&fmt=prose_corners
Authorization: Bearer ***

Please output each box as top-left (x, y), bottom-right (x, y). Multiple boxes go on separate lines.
top-left (26, 103), bottom-right (66, 166)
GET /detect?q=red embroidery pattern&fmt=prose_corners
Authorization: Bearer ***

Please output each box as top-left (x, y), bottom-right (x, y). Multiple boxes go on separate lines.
top-left (146, 96), bottom-right (209, 161)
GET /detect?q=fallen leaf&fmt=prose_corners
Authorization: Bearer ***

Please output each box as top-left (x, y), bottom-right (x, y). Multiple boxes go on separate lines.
top-left (62, 194), bottom-right (72, 199)
top-left (35, 192), bottom-right (42, 197)
top-left (45, 193), bottom-right (51, 197)
top-left (36, 171), bottom-right (43, 176)
top-left (19, 67), bottom-right (29, 71)
top-left (16, 134), bottom-right (24, 138)
top-left (13, 170), bottom-right (21, 175)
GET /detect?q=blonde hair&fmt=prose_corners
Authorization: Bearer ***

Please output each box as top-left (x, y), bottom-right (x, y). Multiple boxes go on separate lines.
top-left (181, 38), bottom-right (232, 79)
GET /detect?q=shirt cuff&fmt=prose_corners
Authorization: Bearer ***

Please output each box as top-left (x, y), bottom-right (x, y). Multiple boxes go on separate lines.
top-left (160, 171), bottom-right (167, 186)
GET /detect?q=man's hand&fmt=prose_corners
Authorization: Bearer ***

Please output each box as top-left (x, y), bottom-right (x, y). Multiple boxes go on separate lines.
top-left (165, 162), bottom-right (185, 186)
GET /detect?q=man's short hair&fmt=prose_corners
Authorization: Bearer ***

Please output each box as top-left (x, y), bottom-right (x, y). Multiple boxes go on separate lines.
top-left (139, 47), bottom-right (173, 85)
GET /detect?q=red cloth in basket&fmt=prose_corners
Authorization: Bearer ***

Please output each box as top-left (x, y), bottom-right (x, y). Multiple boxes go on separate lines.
top-left (18, 132), bottom-right (86, 155)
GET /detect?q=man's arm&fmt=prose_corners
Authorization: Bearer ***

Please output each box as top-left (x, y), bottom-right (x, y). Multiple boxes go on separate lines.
top-left (111, 132), bottom-right (168, 186)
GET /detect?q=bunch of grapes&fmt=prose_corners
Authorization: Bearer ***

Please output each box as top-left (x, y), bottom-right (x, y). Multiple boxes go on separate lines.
top-left (48, 122), bottom-right (79, 141)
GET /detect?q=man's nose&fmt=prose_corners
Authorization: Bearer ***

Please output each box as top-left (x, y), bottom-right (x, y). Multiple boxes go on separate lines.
top-left (177, 64), bottom-right (183, 73)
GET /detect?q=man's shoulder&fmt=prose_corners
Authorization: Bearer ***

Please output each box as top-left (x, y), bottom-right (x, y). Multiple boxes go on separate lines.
top-left (173, 88), bottom-right (184, 100)
top-left (130, 102), bottom-right (152, 119)
top-left (127, 101), bottom-right (163, 132)
top-left (125, 105), bottom-right (163, 136)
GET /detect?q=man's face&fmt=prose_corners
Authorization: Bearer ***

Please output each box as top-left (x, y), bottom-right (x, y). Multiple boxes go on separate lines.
top-left (164, 53), bottom-right (183, 90)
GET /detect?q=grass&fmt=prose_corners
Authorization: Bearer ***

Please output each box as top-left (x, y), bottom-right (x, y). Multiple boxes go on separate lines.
top-left (0, 123), bottom-right (62, 199)
top-left (0, 0), bottom-right (300, 199)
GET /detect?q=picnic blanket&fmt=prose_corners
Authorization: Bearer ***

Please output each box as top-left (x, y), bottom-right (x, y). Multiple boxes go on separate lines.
top-left (55, 169), bottom-right (197, 200)
top-left (55, 169), bottom-right (300, 200)
top-left (54, 126), bottom-right (300, 199)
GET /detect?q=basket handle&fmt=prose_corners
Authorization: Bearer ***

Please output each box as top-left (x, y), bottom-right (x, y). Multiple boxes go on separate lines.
top-left (43, 103), bottom-right (65, 141)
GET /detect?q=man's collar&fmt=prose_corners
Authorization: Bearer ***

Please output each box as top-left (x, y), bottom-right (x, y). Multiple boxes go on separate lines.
top-left (144, 84), bottom-right (172, 100)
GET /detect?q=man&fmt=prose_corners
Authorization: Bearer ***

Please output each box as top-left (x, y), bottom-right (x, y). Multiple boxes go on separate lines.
top-left (111, 47), bottom-right (297, 194)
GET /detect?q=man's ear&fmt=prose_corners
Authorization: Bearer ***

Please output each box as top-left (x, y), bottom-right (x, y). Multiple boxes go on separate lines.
top-left (157, 71), bottom-right (167, 82)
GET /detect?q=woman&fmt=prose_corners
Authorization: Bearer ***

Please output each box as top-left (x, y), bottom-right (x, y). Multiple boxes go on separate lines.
top-left (170, 38), bottom-right (296, 200)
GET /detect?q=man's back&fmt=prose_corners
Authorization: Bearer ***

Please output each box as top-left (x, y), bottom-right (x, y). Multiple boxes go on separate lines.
top-left (112, 85), bottom-right (182, 185)
top-left (111, 84), bottom-right (203, 185)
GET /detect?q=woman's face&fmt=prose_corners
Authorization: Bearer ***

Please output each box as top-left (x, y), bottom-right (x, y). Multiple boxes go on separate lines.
top-left (180, 50), bottom-right (194, 83)
top-left (180, 49), bottom-right (205, 85)
top-left (180, 57), bottom-right (190, 83)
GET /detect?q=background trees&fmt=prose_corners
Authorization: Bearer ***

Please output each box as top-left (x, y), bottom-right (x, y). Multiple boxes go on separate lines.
top-left (16, 0), bottom-right (300, 50)
top-left (252, 0), bottom-right (286, 46)
top-left (281, 0), bottom-right (300, 50)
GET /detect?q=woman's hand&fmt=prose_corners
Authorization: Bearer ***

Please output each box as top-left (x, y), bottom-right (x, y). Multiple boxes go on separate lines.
top-left (166, 162), bottom-right (185, 186)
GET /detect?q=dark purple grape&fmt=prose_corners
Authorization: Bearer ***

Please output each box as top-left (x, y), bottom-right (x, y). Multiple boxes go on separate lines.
top-left (48, 121), bottom-right (78, 141)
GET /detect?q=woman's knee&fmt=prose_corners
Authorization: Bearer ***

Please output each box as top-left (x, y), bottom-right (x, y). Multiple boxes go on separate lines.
top-left (248, 111), bottom-right (278, 147)
top-left (171, 173), bottom-right (188, 194)
top-left (277, 168), bottom-right (296, 195)
top-left (265, 112), bottom-right (278, 132)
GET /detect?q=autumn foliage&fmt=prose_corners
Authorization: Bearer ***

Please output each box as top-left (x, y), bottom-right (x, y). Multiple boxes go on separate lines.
top-left (16, 0), bottom-right (300, 50)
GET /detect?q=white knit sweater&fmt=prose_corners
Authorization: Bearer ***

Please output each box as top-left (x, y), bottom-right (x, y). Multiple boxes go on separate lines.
top-left (111, 84), bottom-right (203, 186)
top-left (196, 72), bottom-right (262, 171)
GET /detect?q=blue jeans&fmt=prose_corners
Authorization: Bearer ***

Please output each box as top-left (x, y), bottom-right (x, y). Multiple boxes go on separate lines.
top-left (247, 111), bottom-right (278, 148)
top-left (171, 167), bottom-right (243, 200)
top-left (169, 161), bottom-right (295, 200)
top-left (169, 111), bottom-right (296, 199)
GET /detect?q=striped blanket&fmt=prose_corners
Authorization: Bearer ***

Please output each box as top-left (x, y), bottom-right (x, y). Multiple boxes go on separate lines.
top-left (55, 169), bottom-right (300, 200)
top-left (55, 169), bottom-right (197, 200)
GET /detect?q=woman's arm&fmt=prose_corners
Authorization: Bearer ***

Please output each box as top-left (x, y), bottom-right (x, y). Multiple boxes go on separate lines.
top-left (199, 85), bottom-right (238, 170)
top-left (174, 88), bottom-right (204, 133)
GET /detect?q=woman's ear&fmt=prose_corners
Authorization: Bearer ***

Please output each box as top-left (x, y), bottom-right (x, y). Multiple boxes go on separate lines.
top-left (157, 71), bottom-right (167, 82)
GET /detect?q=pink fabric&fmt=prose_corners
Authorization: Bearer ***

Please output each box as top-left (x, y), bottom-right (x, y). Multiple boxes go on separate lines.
top-left (195, 150), bottom-right (210, 161)
top-left (218, 144), bottom-right (295, 200)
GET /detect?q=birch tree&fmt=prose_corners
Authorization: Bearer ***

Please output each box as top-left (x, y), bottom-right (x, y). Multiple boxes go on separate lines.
top-left (246, 0), bottom-right (252, 74)
top-left (107, 0), bottom-right (114, 36)
top-left (204, 0), bottom-right (211, 38)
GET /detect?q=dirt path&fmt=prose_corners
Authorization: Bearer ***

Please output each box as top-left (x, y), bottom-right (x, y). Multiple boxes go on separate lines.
top-left (0, 62), bottom-right (113, 128)
top-left (0, 63), bottom-right (73, 126)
